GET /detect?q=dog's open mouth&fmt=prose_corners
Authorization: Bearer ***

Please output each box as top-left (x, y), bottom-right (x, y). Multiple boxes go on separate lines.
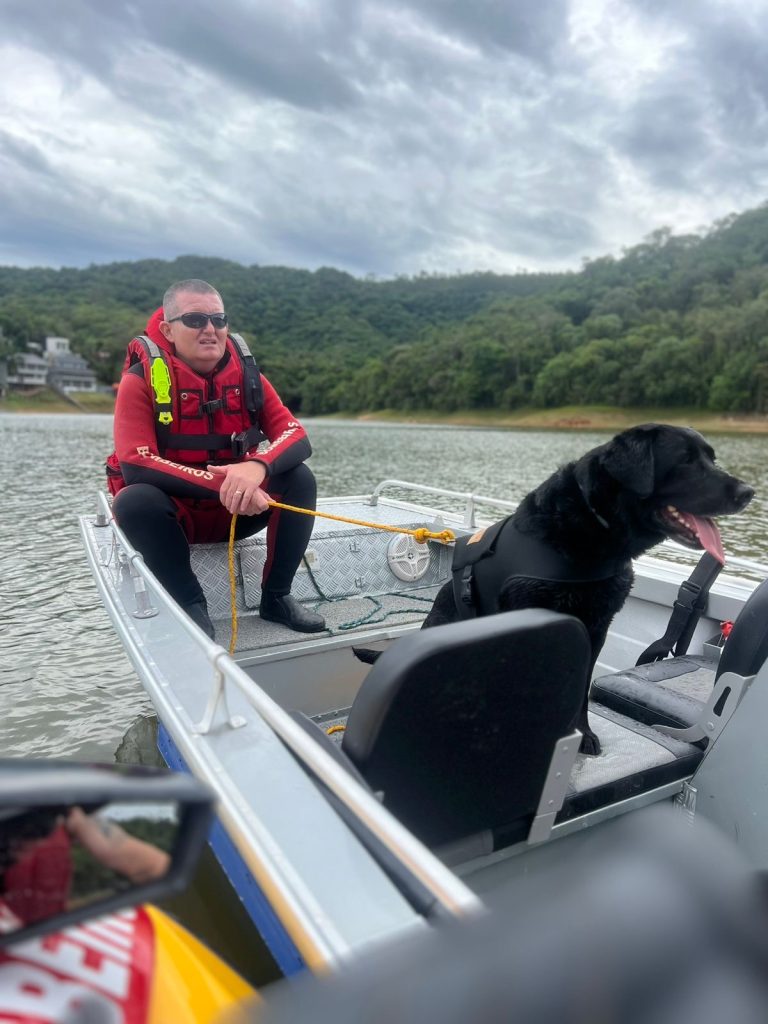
top-left (658, 506), bottom-right (725, 563)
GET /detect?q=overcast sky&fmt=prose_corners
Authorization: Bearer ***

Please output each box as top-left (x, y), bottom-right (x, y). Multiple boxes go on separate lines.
top-left (1, 0), bottom-right (767, 277)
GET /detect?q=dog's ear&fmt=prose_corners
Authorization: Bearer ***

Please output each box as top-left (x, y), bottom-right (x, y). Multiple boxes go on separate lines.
top-left (600, 428), bottom-right (657, 497)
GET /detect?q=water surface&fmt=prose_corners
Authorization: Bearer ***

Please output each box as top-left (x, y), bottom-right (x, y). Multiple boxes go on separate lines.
top-left (1, 412), bottom-right (766, 981)
top-left (1, 413), bottom-right (766, 760)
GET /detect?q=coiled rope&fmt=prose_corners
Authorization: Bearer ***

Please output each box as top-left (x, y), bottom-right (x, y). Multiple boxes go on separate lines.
top-left (226, 502), bottom-right (455, 655)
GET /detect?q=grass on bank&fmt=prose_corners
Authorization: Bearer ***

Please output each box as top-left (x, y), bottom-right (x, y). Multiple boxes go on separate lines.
top-left (2, 390), bottom-right (766, 434)
top-left (340, 405), bottom-right (768, 435)
top-left (0, 388), bottom-right (116, 414)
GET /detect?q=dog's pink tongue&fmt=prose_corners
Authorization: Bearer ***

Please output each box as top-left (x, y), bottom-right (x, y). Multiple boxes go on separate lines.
top-left (679, 512), bottom-right (725, 563)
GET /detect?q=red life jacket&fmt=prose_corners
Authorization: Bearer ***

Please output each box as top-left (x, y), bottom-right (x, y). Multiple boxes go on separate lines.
top-left (106, 331), bottom-right (264, 494)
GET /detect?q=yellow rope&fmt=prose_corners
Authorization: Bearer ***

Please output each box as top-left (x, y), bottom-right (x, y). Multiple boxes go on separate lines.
top-left (266, 500), bottom-right (456, 545)
top-left (326, 724), bottom-right (346, 736)
top-left (226, 502), bottom-right (455, 656)
top-left (228, 514), bottom-right (238, 655)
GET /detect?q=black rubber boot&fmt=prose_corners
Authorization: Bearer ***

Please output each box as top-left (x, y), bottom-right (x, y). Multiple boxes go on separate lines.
top-left (184, 599), bottom-right (216, 640)
top-left (260, 593), bottom-right (326, 633)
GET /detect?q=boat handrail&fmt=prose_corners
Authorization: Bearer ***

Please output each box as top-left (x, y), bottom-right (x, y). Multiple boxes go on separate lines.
top-left (367, 483), bottom-right (768, 579)
top-left (92, 493), bottom-right (483, 933)
top-left (368, 479), bottom-right (517, 528)
top-left (95, 491), bottom-right (222, 648)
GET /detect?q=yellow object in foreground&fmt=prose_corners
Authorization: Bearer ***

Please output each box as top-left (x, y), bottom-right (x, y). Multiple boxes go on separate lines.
top-left (145, 905), bottom-right (256, 1023)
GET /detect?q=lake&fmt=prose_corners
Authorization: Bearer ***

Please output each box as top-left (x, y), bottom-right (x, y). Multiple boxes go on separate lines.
top-left (2, 413), bottom-right (767, 759)
top-left (1, 412), bottom-right (766, 981)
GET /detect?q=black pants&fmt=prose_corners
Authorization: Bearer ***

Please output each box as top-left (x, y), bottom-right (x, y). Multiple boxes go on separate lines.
top-left (113, 464), bottom-right (317, 611)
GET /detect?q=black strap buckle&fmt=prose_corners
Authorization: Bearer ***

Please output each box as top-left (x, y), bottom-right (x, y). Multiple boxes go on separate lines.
top-left (231, 430), bottom-right (249, 457)
top-left (675, 579), bottom-right (703, 612)
top-left (460, 565), bottom-right (474, 607)
top-left (202, 398), bottom-right (225, 415)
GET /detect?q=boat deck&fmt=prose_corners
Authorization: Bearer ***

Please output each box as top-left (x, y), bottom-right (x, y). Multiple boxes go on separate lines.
top-left (212, 587), bottom-right (441, 654)
top-left (191, 493), bottom-right (460, 656)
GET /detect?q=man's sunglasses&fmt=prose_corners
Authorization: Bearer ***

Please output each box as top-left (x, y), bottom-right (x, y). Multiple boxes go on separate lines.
top-left (168, 312), bottom-right (228, 330)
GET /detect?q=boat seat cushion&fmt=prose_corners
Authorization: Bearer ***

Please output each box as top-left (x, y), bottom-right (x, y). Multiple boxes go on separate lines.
top-left (591, 576), bottom-right (768, 734)
top-left (590, 656), bottom-right (716, 732)
top-left (486, 703), bottom-right (704, 850)
top-left (298, 700), bottom-right (703, 858)
top-left (557, 704), bottom-right (704, 821)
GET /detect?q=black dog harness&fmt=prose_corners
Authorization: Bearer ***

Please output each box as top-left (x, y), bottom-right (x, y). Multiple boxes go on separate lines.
top-left (451, 517), bottom-right (626, 620)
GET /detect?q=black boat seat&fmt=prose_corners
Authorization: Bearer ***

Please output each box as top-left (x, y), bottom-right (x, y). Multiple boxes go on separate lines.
top-left (344, 609), bottom-right (591, 848)
top-left (295, 609), bottom-right (705, 856)
top-left (302, 609), bottom-right (590, 848)
top-left (591, 577), bottom-right (768, 735)
top-left (440, 701), bottom-right (703, 859)
top-left (302, 697), bottom-right (704, 858)
top-left (590, 656), bottom-right (718, 734)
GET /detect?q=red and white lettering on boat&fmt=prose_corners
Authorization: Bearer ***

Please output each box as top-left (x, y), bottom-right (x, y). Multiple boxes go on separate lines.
top-left (0, 907), bottom-right (155, 1024)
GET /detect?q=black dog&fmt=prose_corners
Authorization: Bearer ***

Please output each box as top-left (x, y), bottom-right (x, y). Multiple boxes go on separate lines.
top-left (356, 424), bottom-right (753, 756)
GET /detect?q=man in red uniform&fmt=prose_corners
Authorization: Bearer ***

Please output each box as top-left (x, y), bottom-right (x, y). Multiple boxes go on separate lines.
top-left (109, 279), bottom-right (325, 637)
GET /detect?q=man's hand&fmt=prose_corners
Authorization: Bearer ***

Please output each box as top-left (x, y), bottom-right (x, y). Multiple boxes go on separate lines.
top-left (207, 461), bottom-right (271, 515)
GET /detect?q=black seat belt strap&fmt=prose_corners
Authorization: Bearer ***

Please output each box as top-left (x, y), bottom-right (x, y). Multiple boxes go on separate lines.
top-left (636, 552), bottom-right (723, 665)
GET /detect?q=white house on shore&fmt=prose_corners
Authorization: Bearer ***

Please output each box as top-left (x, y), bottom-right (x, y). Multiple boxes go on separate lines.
top-left (4, 351), bottom-right (49, 388)
top-left (2, 337), bottom-right (98, 393)
top-left (45, 337), bottom-right (98, 392)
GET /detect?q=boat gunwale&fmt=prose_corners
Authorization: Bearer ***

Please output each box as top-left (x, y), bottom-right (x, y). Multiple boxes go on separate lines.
top-left (80, 480), bottom-right (768, 968)
top-left (80, 492), bottom-right (484, 968)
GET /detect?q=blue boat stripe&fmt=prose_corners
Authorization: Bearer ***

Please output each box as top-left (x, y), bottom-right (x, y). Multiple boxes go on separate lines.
top-left (157, 723), bottom-right (306, 976)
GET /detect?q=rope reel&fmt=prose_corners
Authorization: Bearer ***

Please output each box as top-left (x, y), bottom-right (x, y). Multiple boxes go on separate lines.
top-left (386, 533), bottom-right (432, 582)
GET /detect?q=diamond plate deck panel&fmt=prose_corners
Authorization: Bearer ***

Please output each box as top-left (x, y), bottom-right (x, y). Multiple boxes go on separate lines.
top-left (241, 527), bottom-right (453, 608)
top-left (190, 500), bottom-right (460, 619)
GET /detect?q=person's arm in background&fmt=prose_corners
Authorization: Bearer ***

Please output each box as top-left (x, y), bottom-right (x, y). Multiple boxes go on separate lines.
top-left (65, 808), bottom-right (171, 885)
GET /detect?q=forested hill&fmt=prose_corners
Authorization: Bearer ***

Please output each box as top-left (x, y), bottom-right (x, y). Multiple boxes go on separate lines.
top-left (2, 203), bottom-right (768, 415)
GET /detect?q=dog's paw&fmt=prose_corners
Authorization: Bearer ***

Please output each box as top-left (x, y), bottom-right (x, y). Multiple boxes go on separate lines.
top-left (579, 731), bottom-right (601, 757)
top-left (352, 647), bottom-right (381, 665)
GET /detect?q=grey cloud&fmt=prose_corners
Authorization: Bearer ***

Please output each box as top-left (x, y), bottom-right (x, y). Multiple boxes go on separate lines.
top-left (2, 0), bottom-right (361, 113)
top-left (1, 0), bottom-right (768, 275)
top-left (0, 131), bottom-right (57, 180)
top-left (690, 19), bottom-right (768, 143)
top-left (612, 90), bottom-right (710, 191)
top-left (399, 0), bottom-right (571, 64)
top-left (507, 209), bottom-right (597, 258)
top-left (1, 0), bottom-right (134, 85)
top-left (622, 1), bottom-right (768, 149)
top-left (617, 0), bottom-right (768, 189)
top-left (0, 189), bottom-right (152, 268)
top-left (138, 0), bottom-right (362, 112)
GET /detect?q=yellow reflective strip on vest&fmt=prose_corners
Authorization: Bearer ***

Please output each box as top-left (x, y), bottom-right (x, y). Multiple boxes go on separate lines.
top-left (149, 356), bottom-right (173, 424)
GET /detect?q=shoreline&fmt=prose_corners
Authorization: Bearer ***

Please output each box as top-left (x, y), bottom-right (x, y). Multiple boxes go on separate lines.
top-left (2, 395), bottom-right (766, 434)
top-left (320, 406), bottom-right (768, 435)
